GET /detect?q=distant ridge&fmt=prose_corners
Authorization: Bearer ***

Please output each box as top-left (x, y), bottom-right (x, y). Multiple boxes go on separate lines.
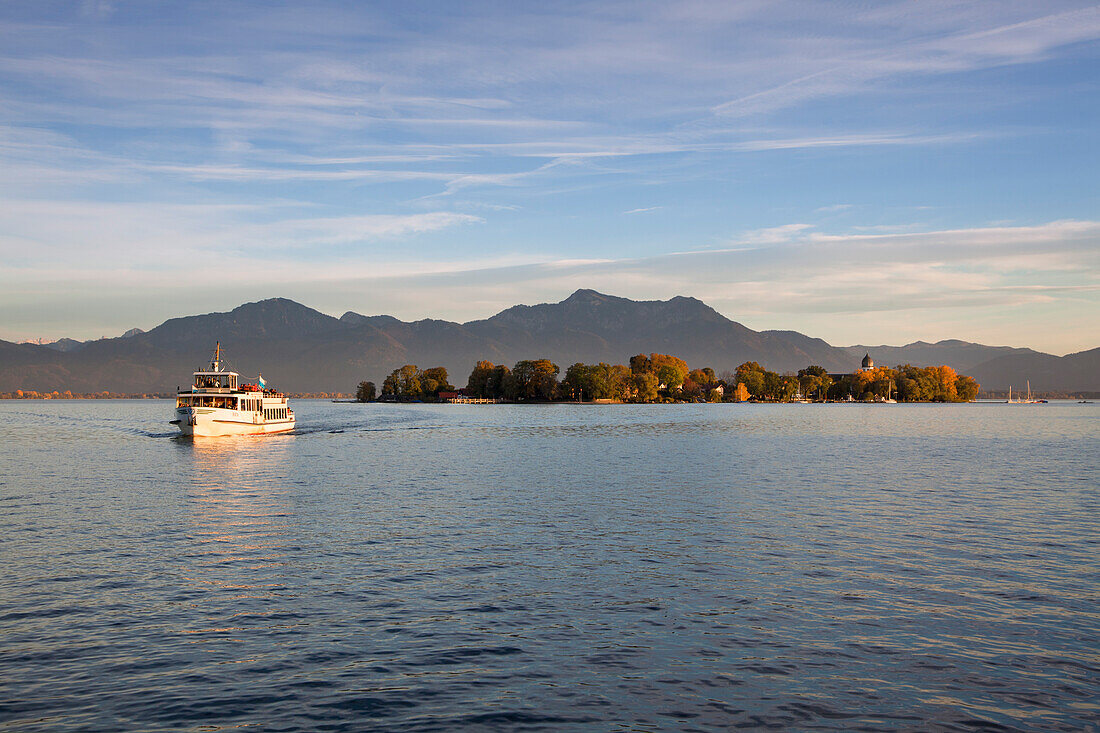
top-left (42, 337), bottom-right (85, 352)
top-left (843, 340), bottom-right (1041, 372)
top-left (1, 290), bottom-right (1095, 393)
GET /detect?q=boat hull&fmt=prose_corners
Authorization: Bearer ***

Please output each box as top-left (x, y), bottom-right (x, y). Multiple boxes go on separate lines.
top-left (174, 407), bottom-right (294, 437)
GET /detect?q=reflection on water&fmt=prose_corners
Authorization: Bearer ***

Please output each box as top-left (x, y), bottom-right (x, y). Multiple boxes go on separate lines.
top-left (178, 437), bottom-right (301, 661)
top-left (0, 400), bottom-right (1097, 731)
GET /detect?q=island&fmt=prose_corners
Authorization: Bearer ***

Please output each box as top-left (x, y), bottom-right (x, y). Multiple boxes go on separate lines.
top-left (355, 352), bottom-right (980, 404)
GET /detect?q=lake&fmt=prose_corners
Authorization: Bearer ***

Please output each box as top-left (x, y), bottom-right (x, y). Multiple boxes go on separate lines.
top-left (1, 400), bottom-right (1097, 731)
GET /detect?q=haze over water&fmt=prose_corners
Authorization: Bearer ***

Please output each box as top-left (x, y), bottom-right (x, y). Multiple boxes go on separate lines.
top-left (1, 400), bottom-right (1097, 731)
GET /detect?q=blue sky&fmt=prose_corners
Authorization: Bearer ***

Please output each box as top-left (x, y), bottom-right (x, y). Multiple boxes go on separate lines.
top-left (1, 0), bottom-right (1098, 353)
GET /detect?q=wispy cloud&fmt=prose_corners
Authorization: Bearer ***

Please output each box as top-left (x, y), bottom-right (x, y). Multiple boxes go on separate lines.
top-left (814, 204), bottom-right (853, 214)
top-left (0, 200), bottom-right (482, 271)
top-left (710, 6), bottom-right (1100, 119)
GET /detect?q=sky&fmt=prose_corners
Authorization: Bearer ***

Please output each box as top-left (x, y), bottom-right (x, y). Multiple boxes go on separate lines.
top-left (1, 0), bottom-right (1098, 354)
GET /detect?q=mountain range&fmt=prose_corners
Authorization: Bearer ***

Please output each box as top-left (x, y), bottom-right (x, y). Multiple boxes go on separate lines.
top-left (2, 290), bottom-right (1096, 393)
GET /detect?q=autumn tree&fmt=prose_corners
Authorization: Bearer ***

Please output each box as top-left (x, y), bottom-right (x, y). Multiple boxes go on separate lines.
top-left (933, 365), bottom-right (959, 402)
top-left (681, 378), bottom-right (703, 401)
top-left (688, 368), bottom-right (715, 388)
top-left (629, 354), bottom-right (653, 374)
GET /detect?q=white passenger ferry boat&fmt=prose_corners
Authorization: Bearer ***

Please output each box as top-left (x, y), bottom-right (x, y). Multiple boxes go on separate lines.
top-left (171, 343), bottom-right (295, 436)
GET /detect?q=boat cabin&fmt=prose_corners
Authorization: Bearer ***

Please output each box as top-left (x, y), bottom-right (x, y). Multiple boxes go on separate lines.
top-left (193, 371), bottom-right (238, 391)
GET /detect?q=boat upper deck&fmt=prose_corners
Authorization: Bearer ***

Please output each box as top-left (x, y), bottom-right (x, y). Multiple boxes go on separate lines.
top-left (191, 371), bottom-right (239, 392)
top-left (181, 343), bottom-right (285, 398)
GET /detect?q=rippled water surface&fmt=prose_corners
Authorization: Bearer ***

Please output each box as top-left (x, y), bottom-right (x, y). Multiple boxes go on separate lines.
top-left (1, 400), bottom-right (1098, 731)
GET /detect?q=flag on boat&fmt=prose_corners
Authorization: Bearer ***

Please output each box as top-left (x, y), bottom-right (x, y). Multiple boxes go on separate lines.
top-left (258, 374), bottom-right (266, 388)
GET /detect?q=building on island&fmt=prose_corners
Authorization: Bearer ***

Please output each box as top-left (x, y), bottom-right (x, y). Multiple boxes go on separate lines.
top-left (828, 353), bottom-right (877, 383)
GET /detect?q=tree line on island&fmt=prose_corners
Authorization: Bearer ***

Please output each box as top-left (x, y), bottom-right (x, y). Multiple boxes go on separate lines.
top-left (357, 354), bottom-right (979, 403)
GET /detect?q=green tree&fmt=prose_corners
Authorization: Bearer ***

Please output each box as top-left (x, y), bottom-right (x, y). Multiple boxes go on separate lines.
top-left (396, 365), bottom-right (420, 397)
top-left (608, 364), bottom-right (633, 401)
top-left (896, 375), bottom-right (918, 401)
top-left (778, 375), bottom-right (799, 401)
top-left (508, 359), bottom-right (560, 400)
top-left (487, 365), bottom-right (510, 398)
top-left (466, 360), bottom-right (496, 397)
top-left (419, 367), bottom-right (453, 400)
top-left (382, 365), bottom-right (424, 399)
top-left (641, 354), bottom-right (686, 390)
top-left (798, 365), bottom-right (831, 400)
top-left (735, 363), bottom-right (767, 399)
top-left (631, 371), bottom-right (659, 402)
top-left (356, 381), bottom-right (376, 402)
top-left (562, 363), bottom-right (591, 400)
top-left (735, 361), bottom-right (763, 381)
top-left (762, 371), bottom-right (785, 400)
top-left (955, 374), bottom-right (979, 402)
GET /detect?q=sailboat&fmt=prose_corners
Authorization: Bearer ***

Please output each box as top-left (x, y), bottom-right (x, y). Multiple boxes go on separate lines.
top-left (1006, 381), bottom-right (1042, 404)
